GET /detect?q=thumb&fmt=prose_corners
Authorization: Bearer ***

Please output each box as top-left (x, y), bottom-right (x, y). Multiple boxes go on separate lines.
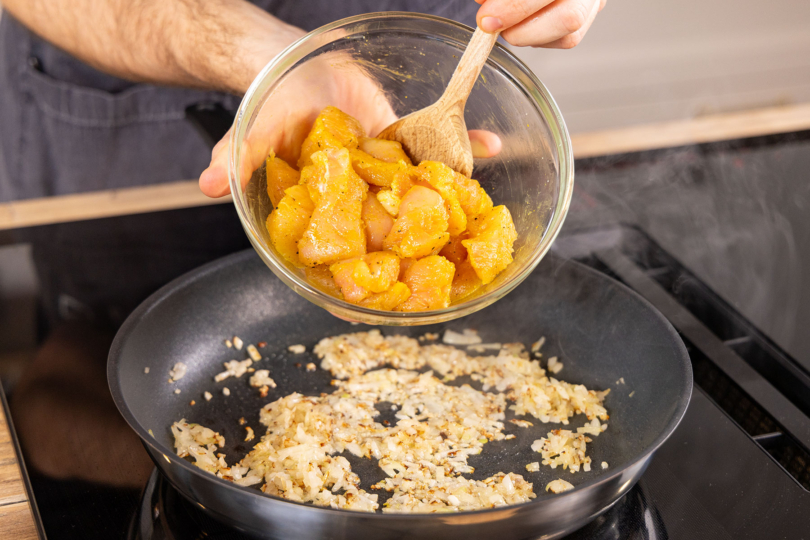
top-left (199, 132), bottom-right (232, 198)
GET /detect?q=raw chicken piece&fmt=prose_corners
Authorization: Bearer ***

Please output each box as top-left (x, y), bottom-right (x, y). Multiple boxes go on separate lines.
top-left (299, 149), bottom-right (333, 205)
top-left (375, 168), bottom-right (418, 216)
top-left (440, 233), bottom-right (483, 301)
top-left (265, 152), bottom-right (299, 208)
top-left (358, 282), bottom-right (411, 310)
top-left (376, 190), bottom-right (400, 216)
top-left (450, 258), bottom-right (483, 301)
top-left (298, 106), bottom-right (365, 169)
top-left (330, 252), bottom-right (400, 303)
top-left (298, 148), bottom-right (368, 266)
top-left (438, 234), bottom-right (468, 266)
top-left (416, 161), bottom-right (467, 236)
top-left (451, 172), bottom-right (492, 218)
top-left (349, 148), bottom-right (409, 187)
top-left (329, 261), bottom-right (367, 302)
top-left (383, 186), bottom-right (450, 259)
top-left (358, 137), bottom-right (412, 164)
top-left (395, 255), bottom-right (455, 311)
top-left (398, 257), bottom-right (416, 280)
top-left (305, 266), bottom-right (343, 298)
top-left (462, 206), bottom-right (517, 285)
top-left (391, 169), bottom-right (419, 198)
top-left (267, 185), bottom-right (314, 267)
top-left (361, 192), bottom-right (394, 251)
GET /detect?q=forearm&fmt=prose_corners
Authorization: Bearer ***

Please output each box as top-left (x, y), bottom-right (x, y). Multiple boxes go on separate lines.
top-left (2, 0), bottom-right (304, 94)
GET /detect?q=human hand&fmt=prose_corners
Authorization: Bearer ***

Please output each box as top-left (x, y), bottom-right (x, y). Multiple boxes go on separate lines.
top-left (475, 0), bottom-right (606, 48)
top-left (199, 55), bottom-right (502, 198)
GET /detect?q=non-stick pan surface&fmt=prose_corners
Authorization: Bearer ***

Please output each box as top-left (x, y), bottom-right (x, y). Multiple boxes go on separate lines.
top-left (109, 250), bottom-right (691, 540)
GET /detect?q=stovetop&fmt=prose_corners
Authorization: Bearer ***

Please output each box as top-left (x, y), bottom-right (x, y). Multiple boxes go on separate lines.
top-left (131, 465), bottom-right (667, 540)
top-left (5, 129), bottom-right (810, 539)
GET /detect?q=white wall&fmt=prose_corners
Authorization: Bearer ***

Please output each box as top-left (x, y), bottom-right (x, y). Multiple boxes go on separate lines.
top-left (511, 0), bottom-right (810, 133)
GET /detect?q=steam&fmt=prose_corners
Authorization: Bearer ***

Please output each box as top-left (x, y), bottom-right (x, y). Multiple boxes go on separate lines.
top-left (570, 141), bottom-right (809, 365)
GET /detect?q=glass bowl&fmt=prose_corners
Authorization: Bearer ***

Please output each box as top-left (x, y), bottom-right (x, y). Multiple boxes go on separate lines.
top-left (228, 12), bottom-right (573, 326)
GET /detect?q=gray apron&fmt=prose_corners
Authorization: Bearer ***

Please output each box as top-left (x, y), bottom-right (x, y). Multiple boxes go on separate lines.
top-left (0, 1), bottom-right (478, 330)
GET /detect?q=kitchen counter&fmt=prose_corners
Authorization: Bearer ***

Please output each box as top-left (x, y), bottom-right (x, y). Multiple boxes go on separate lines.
top-left (2, 102), bottom-right (810, 538)
top-left (0, 393), bottom-right (39, 540)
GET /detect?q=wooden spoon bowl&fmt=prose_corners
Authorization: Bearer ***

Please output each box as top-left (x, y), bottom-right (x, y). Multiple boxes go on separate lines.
top-left (377, 27), bottom-right (500, 177)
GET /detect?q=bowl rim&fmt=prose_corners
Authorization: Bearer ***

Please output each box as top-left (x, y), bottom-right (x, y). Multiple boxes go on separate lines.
top-left (228, 11), bottom-right (575, 322)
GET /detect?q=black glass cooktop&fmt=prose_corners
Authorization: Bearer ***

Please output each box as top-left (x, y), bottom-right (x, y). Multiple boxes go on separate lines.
top-left (5, 129), bottom-right (810, 539)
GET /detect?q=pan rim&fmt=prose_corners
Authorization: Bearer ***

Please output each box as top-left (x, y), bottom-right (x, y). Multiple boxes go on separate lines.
top-left (108, 249), bottom-right (693, 519)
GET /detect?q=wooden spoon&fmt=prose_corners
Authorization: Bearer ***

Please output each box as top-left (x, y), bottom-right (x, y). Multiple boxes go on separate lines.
top-left (377, 27), bottom-right (500, 178)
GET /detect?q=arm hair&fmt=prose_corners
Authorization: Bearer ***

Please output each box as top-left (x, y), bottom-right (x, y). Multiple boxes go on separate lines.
top-left (3, 0), bottom-right (303, 94)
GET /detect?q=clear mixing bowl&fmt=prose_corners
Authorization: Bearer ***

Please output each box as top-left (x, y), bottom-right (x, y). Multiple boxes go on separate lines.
top-left (228, 12), bottom-right (573, 326)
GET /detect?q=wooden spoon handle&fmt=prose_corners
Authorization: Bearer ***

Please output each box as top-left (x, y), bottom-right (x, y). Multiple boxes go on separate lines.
top-left (439, 27), bottom-right (500, 112)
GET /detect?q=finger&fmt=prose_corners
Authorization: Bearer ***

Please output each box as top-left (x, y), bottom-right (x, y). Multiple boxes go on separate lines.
top-left (200, 128), bottom-right (236, 198)
top-left (476, 0), bottom-right (555, 32)
top-left (469, 130), bottom-right (503, 159)
top-left (199, 142), bottom-right (231, 198)
top-left (598, 0), bottom-right (607, 11)
top-left (537, 0), bottom-right (600, 49)
top-left (500, 0), bottom-right (599, 47)
top-left (211, 130), bottom-right (229, 159)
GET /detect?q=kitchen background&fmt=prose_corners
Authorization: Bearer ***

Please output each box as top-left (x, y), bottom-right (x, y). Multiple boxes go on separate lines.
top-left (1, 0), bottom-right (810, 382)
top-left (1, 2), bottom-right (810, 539)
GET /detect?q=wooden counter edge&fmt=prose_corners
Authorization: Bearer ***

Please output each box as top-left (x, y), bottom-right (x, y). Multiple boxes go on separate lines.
top-left (571, 102), bottom-right (810, 159)
top-left (0, 502), bottom-right (38, 540)
top-left (0, 180), bottom-right (231, 232)
top-left (0, 396), bottom-right (40, 539)
top-left (1, 102), bottom-right (810, 231)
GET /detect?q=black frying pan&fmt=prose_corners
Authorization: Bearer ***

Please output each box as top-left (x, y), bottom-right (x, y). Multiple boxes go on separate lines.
top-left (108, 250), bottom-right (691, 540)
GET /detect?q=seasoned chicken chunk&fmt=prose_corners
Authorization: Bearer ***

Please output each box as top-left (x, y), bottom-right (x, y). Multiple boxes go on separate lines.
top-left (361, 192), bottom-right (394, 252)
top-left (298, 148), bottom-right (368, 266)
top-left (439, 234), bottom-right (468, 266)
top-left (395, 255), bottom-right (455, 311)
top-left (416, 161), bottom-right (467, 237)
top-left (383, 186), bottom-right (449, 259)
top-left (440, 234), bottom-right (483, 301)
top-left (265, 152), bottom-right (300, 208)
top-left (358, 137), bottom-right (412, 164)
top-left (305, 266), bottom-right (343, 298)
top-left (298, 106), bottom-right (365, 169)
top-left (450, 258), bottom-right (483, 302)
top-left (267, 185), bottom-right (315, 267)
top-left (375, 168), bottom-right (418, 216)
top-left (398, 257), bottom-right (416, 280)
top-left (330, 252), bottom-right (401, 303)
top-left (452, 172), bottom-right (492, 218)
top-left (462, 206), bottom-right (517, 285)
top-left (349, 148), bottom-right (409, 187)
top-left (358, 281), bottom-right (411, 310)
